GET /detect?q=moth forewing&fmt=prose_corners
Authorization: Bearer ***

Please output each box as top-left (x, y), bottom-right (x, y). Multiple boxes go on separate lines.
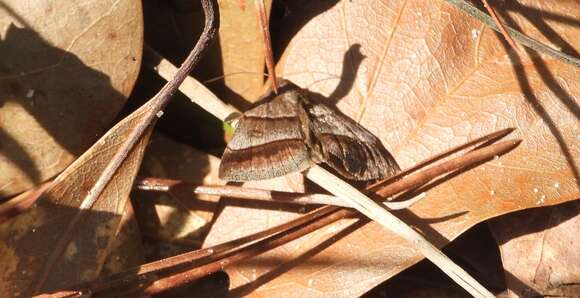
top-left (218, 87), bottom-right (312, 181)
top-left (219, 79), bottom-right (400, 181)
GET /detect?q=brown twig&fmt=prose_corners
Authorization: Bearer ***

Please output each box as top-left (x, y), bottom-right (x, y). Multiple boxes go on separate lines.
top-left (375, 140), bottom-right (521, 197)
top-left (126, 136), bottom-right (521, 296)
top-left (480, 0), bottom-right (519, 52)
top-left (255, 0), bottom-right (278, 93)
top-left (79, 0), bottom-right (218, 212)
top-left (134, 177), bottom-right (423, 210)
top-left (368, 127), bottom-right (515, 191)
top-left (138, 207), bottom-right (348, 295)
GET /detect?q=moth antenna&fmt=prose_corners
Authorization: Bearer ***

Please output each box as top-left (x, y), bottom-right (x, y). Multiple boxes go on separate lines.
top-left (255, 0), bottom-right (279, 94)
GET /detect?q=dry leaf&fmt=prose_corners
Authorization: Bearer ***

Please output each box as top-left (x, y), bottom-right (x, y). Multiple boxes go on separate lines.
top-left (100, 199), bottom-right (145, 277)
top-left (204, 0), bottom-right (579, 296)
top-left (489, 201), bottom-right (580, 297)
top-left (0, 103), bottom-right (153, 295)
top-left (218, 0), bottom-right (271, 103)
top-left (0, 0), bottom-right (217, 292)
top-left (0, 0), bottom-right (143, 197)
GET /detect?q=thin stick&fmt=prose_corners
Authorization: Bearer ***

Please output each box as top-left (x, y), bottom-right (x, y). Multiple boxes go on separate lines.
top-left (140, 207), bottom-right (349, 295)
top-left (368, 127), bottom-right (515, 191)
top-left (444, 0), bottom-right (580, 67)
top-left (134, 177), bottom-right (424, 210)
top-left (375, 140), bottom-right (521, 197)
top-left (30, 0), bottom-right (219, 293)
top-left (255, 0), bottom-right (279, 93)
top-left (481, 0), bottom-right (519, 52)
top-left (143, 45), bottom-right (238, 122)
top-left (76, 0), bottom-right (219, 213)
top-left (121, 140), bottom-right (512, 296)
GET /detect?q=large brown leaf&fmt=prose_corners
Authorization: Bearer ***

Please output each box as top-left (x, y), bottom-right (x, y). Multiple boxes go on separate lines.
top-left (204, 0), bottom-right (579, 296)
top-left (0, 0), bottom-right (143, 197)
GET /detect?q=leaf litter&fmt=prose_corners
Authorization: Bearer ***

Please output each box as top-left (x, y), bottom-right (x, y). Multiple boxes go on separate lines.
top-left (0, 0), bottom-right (578, 297)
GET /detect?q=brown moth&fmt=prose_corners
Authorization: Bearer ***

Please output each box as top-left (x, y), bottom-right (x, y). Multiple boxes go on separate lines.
top-left (219, 79), bottom-right (400, 181)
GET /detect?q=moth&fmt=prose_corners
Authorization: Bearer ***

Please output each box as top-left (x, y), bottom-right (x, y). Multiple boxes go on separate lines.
top-left (219, 79), bottom-right (400, 181)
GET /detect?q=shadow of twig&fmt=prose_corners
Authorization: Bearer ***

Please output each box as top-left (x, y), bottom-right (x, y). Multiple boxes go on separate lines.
top-left (492, 13), bottom-right (580, 185)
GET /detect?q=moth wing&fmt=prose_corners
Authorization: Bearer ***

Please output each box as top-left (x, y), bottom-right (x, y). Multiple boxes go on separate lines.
top-left (219, 97), bottom-right (312, 181)
top-left (305, 102), bottom-right (400, 180)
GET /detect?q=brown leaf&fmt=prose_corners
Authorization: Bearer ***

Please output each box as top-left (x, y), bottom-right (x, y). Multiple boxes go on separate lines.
top-left (100, 199), bottom-right (145, 277)
top-left (218, 0), bottom-right (271, 103)
top-left (0, 104), bottom-right (153, 295)
top-left (0, 0), bottom-right (143, 197)
top-left (489, 201), bottom-right (580, 297)
top-left (204, 0), bottom-right (579, 296)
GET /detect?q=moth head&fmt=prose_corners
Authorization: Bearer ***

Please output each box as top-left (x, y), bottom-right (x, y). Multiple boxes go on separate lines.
top-left (224, 111), bottom-right (243, 130)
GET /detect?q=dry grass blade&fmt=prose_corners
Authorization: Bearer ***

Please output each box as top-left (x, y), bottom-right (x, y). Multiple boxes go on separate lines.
top-left (306, 166), bottom-right (494, 297)
top-left (0, 0), bottom-right (219, 296)
top-left (143, 45), bottom-right (239, 122)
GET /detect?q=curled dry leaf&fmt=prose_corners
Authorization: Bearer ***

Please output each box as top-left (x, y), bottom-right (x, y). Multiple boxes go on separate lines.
top-left (0, 105), bottom-right (153, 295)
top-left (489, 201), bottom-right (580, 297)
top-left (204, 0), bottom-right (579, 296)
top-left (0, 0), bottom-right (143, 197)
